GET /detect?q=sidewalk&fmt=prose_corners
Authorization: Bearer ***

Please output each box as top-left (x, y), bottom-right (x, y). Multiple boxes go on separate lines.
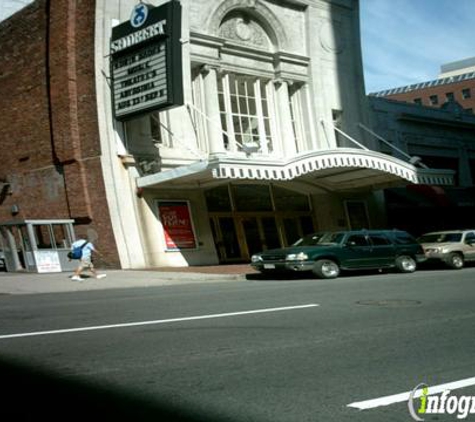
top-left (0, 265), bottom-right (258, 295)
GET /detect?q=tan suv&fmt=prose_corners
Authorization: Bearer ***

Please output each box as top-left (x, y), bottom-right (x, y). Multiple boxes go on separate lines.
top-left (418, 230), bottom-right (475, 269)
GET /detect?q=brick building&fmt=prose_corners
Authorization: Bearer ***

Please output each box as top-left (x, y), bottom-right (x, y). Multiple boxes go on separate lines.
top-left (0, 1), bottom-right (120, 270)
top-left (370, 57), bottom-right (475, 115)
top-left (0, 0), bottom-right (453, 272)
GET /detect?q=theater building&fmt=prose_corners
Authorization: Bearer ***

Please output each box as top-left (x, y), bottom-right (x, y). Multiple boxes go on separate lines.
top-left (0, 0), bottom-right (453, 271)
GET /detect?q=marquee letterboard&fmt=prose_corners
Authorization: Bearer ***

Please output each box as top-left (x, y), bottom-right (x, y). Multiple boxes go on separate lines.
top-left (110, 1), bottom-right (183, 120)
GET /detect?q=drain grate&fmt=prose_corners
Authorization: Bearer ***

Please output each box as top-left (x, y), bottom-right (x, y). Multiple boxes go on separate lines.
top-left (356, 299), bottom-right (422, 307)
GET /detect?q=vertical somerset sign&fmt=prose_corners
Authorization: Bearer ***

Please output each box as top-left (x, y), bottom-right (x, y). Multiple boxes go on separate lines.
top-left (110, 1), bottom-right (183, 120)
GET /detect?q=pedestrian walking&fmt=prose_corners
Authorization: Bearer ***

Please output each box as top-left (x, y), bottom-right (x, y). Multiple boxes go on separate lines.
top-left (70, 237), bottom-right (106, 281)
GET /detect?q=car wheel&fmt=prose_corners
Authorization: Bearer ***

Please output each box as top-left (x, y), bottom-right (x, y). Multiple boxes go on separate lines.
top-left (445, 252), bottom-right (464, 269)
top-left (395, 255), bottom-right (417, 273)
top-left (313, 259), bottom-right (340, 279)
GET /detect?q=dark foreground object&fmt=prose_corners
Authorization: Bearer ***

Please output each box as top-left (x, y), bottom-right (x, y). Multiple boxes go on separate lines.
top-left (1, 357), bottom-right (234, 422)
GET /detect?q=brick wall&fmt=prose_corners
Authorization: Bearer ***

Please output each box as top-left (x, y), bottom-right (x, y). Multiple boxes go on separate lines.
top-left (380, 79), bottom-right (475, 114)
top-left (0, 0), bottom-right (121, 268)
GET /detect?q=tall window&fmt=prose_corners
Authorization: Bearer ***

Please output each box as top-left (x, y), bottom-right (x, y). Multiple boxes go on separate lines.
top-left (218, 73), bottom-right (274, 154)
top-left (289, 84), bottom-right (305, 152)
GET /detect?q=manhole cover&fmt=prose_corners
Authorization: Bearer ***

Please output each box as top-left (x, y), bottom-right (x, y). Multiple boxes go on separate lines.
top-left (356, 299), bottom-right (422, 307)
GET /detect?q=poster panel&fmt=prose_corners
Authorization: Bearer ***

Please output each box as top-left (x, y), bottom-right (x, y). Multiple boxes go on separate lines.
top-left (34, 251), bottom-right (62, 273)
top-left (157, 201), bottom-right (197, 250)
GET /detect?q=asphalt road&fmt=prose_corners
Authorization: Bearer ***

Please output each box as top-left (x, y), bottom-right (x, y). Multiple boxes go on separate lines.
top-left (1, 267), bottom-right (475, 421)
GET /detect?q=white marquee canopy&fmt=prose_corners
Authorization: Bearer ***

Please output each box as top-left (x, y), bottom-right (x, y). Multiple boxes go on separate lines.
top-left (137, 148), bottom-right (454, 192)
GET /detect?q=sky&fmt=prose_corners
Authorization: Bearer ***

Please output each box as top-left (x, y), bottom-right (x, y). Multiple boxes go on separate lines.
top-left (1, 0), bottom-right (474, 95)
top-left (360, 0), bottom-right (475, 94)
top-left (0, 0), bottom-right (31, 22)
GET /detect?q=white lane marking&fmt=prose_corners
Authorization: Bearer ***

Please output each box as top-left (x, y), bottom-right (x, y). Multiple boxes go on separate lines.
top-left (347, 376), bottom-right (475, 410)
top-left (0, 304), bottom-right (319, 340)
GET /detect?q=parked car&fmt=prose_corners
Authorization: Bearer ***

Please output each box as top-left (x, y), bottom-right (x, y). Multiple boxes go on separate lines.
top-left (417, 230), bottom-right (475, 269)
top-left (251, 229), bottom-right (426, 279)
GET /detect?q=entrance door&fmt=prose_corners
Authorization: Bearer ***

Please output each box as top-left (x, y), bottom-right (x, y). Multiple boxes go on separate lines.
top-left (210, 214), bottom-right (315, 263)
top-left (210, 217), bottom-right (243, 263)
top-left (210, 215), bottom-right (281, 262)
top-left (240, 217), bottom-right (262, 259)
top-left (261, 217), bottom-right (280, 250)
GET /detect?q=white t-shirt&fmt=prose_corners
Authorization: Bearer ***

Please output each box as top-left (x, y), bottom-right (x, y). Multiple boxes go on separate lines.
top-left (72, 239), bottom-right (95, 259)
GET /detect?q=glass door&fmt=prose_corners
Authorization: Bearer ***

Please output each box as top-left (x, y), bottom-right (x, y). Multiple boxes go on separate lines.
top-left (240, 217), bottom-right (262, 259)
top-left (237, 216), bottom-right (284, 259)
top-left (210, 217), bottom-right (243, 263)
top-left (261, 217), bottom-right (281, 250)
top-left (209, 213), bottom-right (315, 262)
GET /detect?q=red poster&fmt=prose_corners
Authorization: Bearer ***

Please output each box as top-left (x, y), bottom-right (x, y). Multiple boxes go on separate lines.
top-left (158, 201), bottom-right (196, 250)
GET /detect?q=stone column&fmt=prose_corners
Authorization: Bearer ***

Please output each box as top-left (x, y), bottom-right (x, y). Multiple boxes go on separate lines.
top-left (6, 228), bottom-right (22, 271)
top-left (202, 66), bottom-right (226, 155)
top-left (274, 80), bottom-right (297, 157)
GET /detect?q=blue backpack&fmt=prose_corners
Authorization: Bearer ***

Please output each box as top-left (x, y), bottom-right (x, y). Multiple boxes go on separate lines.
top-left (68, 241), bottom-right (88, 260)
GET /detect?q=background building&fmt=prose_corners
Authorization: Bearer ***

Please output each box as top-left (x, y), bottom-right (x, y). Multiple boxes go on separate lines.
top-left (368, 56), bottom-right (475, 235)
top-left (368, 96), bottom-right (475, 235)
top-left (0, 1), bottom-right (120, 271)
top-left (370, 57), bottom-right (475, 115)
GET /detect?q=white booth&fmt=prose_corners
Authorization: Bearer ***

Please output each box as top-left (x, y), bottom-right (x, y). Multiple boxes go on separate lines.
top-left (0, 219), bottom-right (77, 273)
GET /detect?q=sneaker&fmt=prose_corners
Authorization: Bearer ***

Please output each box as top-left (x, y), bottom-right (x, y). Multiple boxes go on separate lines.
top-left (96, 274), bottom-right (107, 279)
top-left (71, 275), bottom-right (82, 281)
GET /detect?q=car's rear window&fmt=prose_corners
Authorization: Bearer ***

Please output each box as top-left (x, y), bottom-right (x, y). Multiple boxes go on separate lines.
top-left (418, 233), bottom-right (462, 243)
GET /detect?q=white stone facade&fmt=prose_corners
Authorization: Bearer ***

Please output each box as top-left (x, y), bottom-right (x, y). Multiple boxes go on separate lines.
top-left (94, 0), bottom-right (453, 268)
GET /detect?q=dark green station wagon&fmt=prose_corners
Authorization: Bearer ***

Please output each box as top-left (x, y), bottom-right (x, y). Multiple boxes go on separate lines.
top-left (251, 229), bottom-right (426, 279)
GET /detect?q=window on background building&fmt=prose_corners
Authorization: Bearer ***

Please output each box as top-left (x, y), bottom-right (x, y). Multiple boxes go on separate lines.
top-left (462, 88), bottom-right (472, 99)
top-left (445, 92), bottom-right (455, 102)
top-left (413, 98), bottom-right (422, 105)
top-left (218, 73), bottom-right (275, 154)
top-left (429, 95), bottom-right (439, 105)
